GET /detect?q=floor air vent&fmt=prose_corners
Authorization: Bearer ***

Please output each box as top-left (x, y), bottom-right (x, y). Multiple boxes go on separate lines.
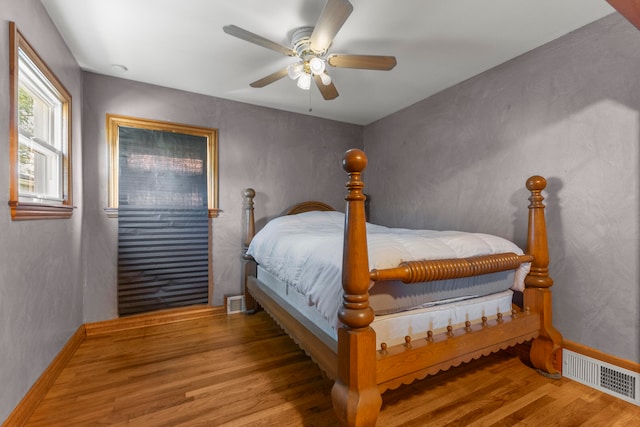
top-left (226, 295), bottom-right (245, 314)
top-left (563, 349), bottom-right (639, 406)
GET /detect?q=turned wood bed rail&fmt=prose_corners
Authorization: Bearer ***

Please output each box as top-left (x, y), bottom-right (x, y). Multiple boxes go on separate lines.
top-left (241, 148), bottom-right (562, 427)
top-left (370, 253), bottom-right (534, 283)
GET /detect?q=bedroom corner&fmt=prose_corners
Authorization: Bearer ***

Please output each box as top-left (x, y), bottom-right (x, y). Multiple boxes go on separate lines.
top-left (363, 13), bottom-right (640, 365)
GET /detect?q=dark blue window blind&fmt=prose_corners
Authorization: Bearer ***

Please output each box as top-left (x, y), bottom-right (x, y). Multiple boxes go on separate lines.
top-left (117, 127), bottom-right (209, 316)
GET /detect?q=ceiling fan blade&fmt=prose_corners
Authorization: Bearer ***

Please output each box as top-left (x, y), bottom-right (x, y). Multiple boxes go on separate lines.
top-left (313, 74), bottom-right (339, 100)
top-left (327, 54), bottom-right (397, 70)
top-left (309, 0), bottom-right (353, 53)
top-left (250, 67), bottom-right (289, 88)
top-left (223, 25), bottom-right (295, 56)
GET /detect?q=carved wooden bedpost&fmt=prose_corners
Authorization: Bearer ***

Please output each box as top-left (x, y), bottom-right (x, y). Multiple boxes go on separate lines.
top-left (331, 149), bottom-right (382, 427)
top-left (242, 188), bottom-right (258, 313)
top-left (523, 176), bottom-right (563, 374)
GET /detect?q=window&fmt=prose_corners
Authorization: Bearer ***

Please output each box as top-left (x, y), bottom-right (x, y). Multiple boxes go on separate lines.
top-left (9, 22), bottom-right (73, 220)
top-left (106, 115), bottom-right (218, 312)
top-left (106, 114), bottom-right (219, 218)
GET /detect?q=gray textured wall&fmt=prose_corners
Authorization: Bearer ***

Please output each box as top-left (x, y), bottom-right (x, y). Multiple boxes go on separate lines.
top-left (0, 0), bottom-right (84, 421)
top-left (2, 5), bottom-right (637, 422)
top-left (81, 73), bottom-right (363, 321)
top-left (364, 13), bottom-right (639, 362)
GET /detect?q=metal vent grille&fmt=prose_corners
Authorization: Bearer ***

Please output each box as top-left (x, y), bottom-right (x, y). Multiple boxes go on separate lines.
top-left (227, 295), bottom-right (246, 314)
top-left (563, 349), bottom-right (639, 406)
top-left (601, 366), bottom-right (636, 400)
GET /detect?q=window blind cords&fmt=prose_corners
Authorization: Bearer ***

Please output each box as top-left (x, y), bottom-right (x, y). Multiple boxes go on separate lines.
top-left (117, 127), bottom-right (209, 316)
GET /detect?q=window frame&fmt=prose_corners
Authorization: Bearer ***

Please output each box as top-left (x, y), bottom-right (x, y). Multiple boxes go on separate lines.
top-left (9, 22), bottom-right (73, 220)
top-left (106, 114), bottom-right (219, 218)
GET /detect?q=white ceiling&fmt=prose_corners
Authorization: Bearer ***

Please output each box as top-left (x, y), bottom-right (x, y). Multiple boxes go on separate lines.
top-left (41, 0), bottom-right (614, 125)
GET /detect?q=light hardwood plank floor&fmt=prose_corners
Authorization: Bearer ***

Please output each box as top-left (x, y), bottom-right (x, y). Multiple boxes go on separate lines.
top-left (25, 310), bottom-right (640, 426)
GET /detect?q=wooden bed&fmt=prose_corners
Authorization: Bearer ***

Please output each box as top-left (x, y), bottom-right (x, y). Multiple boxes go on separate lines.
top-left (241, 148), bottom-right (562, 426)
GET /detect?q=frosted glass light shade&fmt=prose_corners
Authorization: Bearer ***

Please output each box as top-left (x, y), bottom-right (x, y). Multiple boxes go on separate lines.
top-left (309, 57), bottom-right (325, 75)
top-left (287, 62), bottom-right (304, 79)
top-left (297, 73), bottom-right (311, 90)
top-left (319, 72), bottom-right (332, 85)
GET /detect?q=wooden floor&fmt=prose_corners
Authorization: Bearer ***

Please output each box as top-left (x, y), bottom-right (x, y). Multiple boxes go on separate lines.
top-left (25, 310), bottom-right (640, 426)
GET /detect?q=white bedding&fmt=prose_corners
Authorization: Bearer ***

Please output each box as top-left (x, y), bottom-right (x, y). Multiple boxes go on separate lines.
top-left (247, 211), bottom-right (530, 328)
top-left (256, 265), bottom-right (514, 349)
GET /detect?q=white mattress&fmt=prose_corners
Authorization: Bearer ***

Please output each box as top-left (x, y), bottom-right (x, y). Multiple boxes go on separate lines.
top-left (257, 266), bottom-right (513, 349)
top-left (247, 211), bottom-right (529, 330)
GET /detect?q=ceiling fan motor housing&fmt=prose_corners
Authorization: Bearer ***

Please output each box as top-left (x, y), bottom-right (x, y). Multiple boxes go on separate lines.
top-left (290, 26), bottom-right (324, 59)
top-left (288, 26), bottom-right (330, 88)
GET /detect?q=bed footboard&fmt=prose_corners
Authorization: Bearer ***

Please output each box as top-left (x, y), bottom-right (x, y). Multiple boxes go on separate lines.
top-left (334, 149), bottom-right (562, 426)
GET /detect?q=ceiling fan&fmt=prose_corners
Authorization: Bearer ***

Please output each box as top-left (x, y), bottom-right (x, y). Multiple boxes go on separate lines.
top-left (223, 0), bottom-right (397, 100)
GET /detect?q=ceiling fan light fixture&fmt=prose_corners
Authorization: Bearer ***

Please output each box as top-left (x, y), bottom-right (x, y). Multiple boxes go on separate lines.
top-left (320, 72), bottom-right (332, 86)
top-left (297, 72), bottom-right (312, 90)
top-left (224, 0), bottom-right (395, 101)
top-left (309, 57), bottom-right (326, 75)
top-left (287, 62), bottom-right (304, 79)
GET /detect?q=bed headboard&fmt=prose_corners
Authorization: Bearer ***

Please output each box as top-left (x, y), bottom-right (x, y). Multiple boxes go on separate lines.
top-left (286, 196), bottom-right (370, 219)
top-left (285, 201), bottom-right (336, 215)
top-left (242, 193), bottom-right (336, 255)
